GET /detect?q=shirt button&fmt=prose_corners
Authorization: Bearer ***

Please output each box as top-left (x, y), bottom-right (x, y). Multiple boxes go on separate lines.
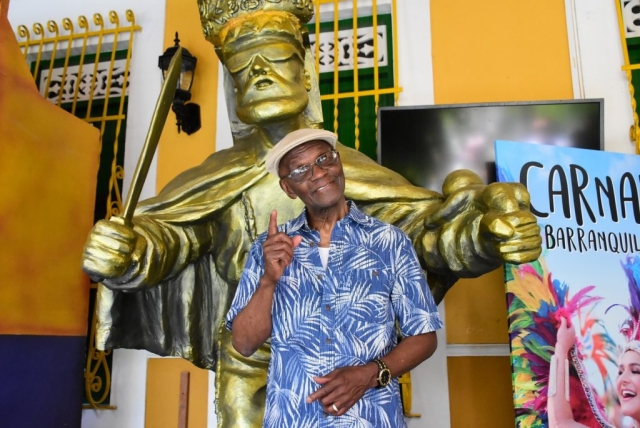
top-left (373, 270), bottom-right (378, 277)
top-left (310, 242), bottom-right (316, 247)
top-left (317, 274), bottom-right (323, 280)
top-left (325, 304), bottom-right (331, 311)
top-left (326, 338), bottom-right (332, 344)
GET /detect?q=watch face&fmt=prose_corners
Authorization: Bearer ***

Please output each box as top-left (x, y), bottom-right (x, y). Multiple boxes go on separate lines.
top-left (379, 368), bottom-right (391, 386)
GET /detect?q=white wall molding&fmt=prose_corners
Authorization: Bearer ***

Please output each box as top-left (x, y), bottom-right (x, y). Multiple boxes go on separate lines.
top-left (446, 344), bottom-right (511, 358)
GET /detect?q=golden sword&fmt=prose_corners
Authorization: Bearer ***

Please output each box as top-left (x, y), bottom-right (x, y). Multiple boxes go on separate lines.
top-left (121, 47), bottom-right (182, 225)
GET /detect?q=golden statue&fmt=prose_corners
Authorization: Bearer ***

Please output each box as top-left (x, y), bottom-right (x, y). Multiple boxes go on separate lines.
top-left (82, 1), bottom-right (541, 426)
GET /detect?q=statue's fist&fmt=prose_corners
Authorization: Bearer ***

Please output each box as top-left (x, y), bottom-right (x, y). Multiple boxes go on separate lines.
top-left (81, 217), bottom-right (146, 284)
top-left (479, 182), bottom-right (542, 264)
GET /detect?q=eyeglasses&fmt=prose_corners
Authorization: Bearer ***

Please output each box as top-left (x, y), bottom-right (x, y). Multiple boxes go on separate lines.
top-left (281, 150), bottom-right (340, 182)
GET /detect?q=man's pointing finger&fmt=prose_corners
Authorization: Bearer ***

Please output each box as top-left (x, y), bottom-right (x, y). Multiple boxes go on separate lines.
top-left (268, 210), bottom-right (278, 236)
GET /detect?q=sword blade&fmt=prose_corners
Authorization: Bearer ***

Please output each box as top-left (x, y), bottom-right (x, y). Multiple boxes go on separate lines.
top-left (122, 47), bottom-right (183, 225)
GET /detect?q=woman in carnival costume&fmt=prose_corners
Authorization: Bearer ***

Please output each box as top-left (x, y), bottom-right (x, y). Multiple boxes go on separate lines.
top-left (549, 255), bottom-right (640, 428)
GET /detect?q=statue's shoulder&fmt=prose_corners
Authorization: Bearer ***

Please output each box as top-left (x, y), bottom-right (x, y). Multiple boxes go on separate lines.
top-left (196, 137), bottom-right (259, 173)
top-left (133, 135), bottom-right (267, 217)
top-left (338, 142), bottom-right (442, 201)
top-left (159, 136), bottom-right (260, 196)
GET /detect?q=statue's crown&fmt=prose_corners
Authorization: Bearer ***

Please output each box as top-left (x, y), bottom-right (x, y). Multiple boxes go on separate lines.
top-left (198, 0), bottom-right (314, 48)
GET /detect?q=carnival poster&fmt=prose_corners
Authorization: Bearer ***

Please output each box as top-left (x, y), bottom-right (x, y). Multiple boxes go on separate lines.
top-left (494, 140), bottom-right (640, 427)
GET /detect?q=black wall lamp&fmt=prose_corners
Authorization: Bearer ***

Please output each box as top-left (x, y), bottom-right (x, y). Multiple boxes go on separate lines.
top-left (158, 32), bottom-right (201, 135)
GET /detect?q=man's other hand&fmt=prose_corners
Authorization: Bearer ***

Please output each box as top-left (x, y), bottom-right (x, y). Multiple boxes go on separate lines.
top-left (306, 363), bottom-right (377, 416)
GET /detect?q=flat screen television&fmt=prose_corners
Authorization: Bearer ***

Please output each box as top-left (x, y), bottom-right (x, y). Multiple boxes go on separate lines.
top-left (377, 99), bottom-right (604, 191)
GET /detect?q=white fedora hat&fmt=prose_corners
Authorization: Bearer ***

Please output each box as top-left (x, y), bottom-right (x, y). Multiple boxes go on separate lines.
top-left (265, 128), bottom-right (338, 176)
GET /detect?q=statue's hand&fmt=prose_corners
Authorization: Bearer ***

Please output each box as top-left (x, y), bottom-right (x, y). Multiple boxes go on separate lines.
top-left (422, 170), bottom-right (541, 279)
top-left (81, 217), bottom-right (147, 287)
top-left (424, 169), bottom-right (485, 228)
top-left (479, 182), bottom-right (542, 264)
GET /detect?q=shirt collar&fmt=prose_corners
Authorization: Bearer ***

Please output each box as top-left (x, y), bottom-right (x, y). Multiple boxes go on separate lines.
top-left (287, 200), bottom-right (369, 233)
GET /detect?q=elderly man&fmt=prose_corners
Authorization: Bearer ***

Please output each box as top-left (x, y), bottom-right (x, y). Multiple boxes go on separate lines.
top-left (228, 128), bottom-right (442, 427)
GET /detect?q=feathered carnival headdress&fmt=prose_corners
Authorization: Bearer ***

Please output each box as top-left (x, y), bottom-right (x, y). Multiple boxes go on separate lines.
top-left (614, 256), bottom-right (640, 358)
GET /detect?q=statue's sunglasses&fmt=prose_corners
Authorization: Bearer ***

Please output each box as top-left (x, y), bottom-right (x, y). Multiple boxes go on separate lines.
top-left (280, 150), bottom-right (340, 182)
top-left (226, 43), bottom-right (304, 74)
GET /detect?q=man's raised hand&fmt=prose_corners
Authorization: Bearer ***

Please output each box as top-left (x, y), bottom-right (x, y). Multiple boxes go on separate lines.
top-left (262, 210), bottom-right (302, 285)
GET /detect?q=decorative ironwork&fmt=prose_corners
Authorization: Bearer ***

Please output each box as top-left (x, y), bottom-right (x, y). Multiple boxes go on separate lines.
top-left (621, 0), bottom-right (640, 38)
top-left (15, 10), bottom-right (141, 409)
top-left (39, 59), bottom-right (130, 103)
top-left (309, 25), bottom-right (387, 73)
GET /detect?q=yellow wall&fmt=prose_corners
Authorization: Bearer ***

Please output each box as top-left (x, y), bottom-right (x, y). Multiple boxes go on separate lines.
top-left (445, 269), bottom-right (509, 344)
top-left (431, 0), bottom-right (573, 104)
top-left (430, 1), bottom-right (573, 425)
top-left (156, 0), bottom-right (220, 191)
top-left (447, 357), bottom-right (515, 427)
top-left (145, 358), bottom-right (210, 428)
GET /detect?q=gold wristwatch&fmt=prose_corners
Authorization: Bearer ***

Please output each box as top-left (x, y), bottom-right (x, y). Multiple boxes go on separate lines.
top-left (374, 358), bottom-right (391, 388)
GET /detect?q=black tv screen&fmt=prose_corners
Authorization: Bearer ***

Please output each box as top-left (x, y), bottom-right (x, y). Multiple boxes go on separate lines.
top-left (377, 99), bottom-right (604, 191)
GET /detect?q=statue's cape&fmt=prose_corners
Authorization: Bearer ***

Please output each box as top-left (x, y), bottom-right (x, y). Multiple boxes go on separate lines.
top-left (96, 139), bottom-right (446, 370)
top-left (137, 137), bottom-right (270, 220)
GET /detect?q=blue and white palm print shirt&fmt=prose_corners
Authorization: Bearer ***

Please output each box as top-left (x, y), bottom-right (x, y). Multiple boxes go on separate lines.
top-left (226, 202), bottom-right (443, 428)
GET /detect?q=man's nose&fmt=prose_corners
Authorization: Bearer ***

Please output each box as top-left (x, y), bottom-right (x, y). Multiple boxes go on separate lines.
top-left (249, 55), bottom-right (270, 77)
top-left (309, 162), bottom-right (329, 180)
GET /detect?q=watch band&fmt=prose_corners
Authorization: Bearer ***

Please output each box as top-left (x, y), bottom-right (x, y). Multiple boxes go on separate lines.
top-left (374, 358), bottom-right (388, 371)
top-left (374, 358), bottom-right (391, 387)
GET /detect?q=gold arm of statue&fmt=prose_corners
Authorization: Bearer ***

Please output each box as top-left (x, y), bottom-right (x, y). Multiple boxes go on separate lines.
top-left (122, 47), bottom-right (182, 226)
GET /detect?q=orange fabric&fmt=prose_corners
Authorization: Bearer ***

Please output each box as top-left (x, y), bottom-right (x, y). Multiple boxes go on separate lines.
top-left (0, 14), bottom-right (100, 335)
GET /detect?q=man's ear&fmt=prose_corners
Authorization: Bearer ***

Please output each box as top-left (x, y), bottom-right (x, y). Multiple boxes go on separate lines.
top-left (279, 179), bottom-right (298, 200)
top-left (303, 69), bottom-right (311, 92)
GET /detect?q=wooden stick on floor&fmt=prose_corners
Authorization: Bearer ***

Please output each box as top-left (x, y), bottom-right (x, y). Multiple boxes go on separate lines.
top-left (178, 371), bottom-right (190, 428)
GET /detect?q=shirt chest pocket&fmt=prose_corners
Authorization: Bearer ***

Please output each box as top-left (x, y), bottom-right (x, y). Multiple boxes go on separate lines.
top-left (338, 267), bottom-right (394, 311)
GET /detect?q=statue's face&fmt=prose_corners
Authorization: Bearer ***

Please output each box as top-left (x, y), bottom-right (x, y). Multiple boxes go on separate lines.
top-left (226, 40), bottom-right (311, 124)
